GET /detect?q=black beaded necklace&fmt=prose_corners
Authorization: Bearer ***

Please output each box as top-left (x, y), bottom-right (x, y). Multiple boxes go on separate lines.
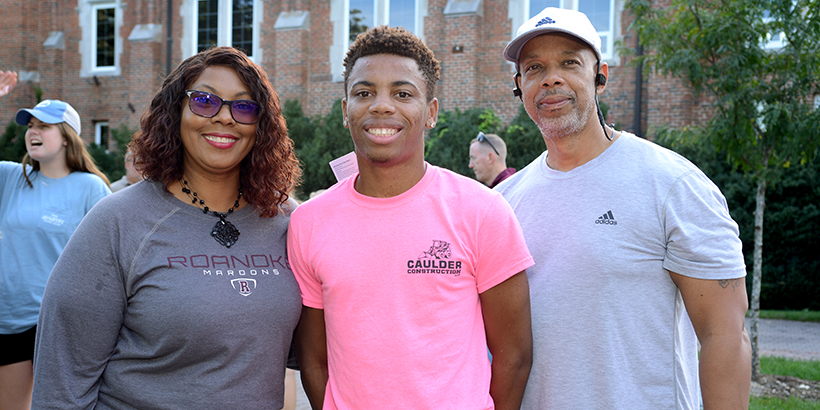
top-left (180, 178), bottom-right (242, 248)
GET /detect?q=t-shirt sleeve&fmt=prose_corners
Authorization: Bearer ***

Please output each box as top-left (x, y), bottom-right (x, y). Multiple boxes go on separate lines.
top-left (32, 201), bottom-right (127, 408)
top-left (662, 170), bottom-right (746, 280)
top-left (83, 174), bottom-right (112, 213)
top-left (0, 161), bottom-right (18, 193)
top-left (474, 192), bottom-right (535, 293)
top-left (287, 211), bottom-right (324, 309)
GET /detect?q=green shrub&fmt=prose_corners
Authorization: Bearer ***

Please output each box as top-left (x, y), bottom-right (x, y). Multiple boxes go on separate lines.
top-left (502, 105), bottom-right (546, 171)
top-left (424, 105), bottom-right (544, 178)
top-left (425, 108), bottom-right (502, 177)
top-left (88, 124), bottom-right (136, 183)
top-left (285, 99), bottom-right (354, 199)
top-left (0, 122), bottom-right (27, 162)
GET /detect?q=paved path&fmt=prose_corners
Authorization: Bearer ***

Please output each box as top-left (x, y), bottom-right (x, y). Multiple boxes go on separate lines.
top-left (744, 317), bottom-right (820, 361)
top-left (289, 318), bottom-right (820, 410)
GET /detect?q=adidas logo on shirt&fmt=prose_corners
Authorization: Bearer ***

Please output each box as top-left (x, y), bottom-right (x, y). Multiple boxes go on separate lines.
top-left (595, 210), bottom-right (618, 225)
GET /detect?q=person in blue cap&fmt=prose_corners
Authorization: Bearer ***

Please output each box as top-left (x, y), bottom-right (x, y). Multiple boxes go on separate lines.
top-left (0, 76), bottom-right (111, 410)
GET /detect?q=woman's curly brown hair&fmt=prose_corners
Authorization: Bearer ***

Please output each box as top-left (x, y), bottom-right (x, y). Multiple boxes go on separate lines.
top-left (129, 46), bottom-right (300, 218)
top-left (343, 26), bottom-right (441, 101)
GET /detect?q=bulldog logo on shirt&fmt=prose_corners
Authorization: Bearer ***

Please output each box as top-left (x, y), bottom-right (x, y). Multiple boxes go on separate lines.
top-left (418, 240), bottom-right (452, 260)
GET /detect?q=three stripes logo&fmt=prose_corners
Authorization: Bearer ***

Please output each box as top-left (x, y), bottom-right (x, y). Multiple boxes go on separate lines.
top-left (535, 16), bottom-right (556, 27)
top-left (595, 210), bottom-right (618, 225)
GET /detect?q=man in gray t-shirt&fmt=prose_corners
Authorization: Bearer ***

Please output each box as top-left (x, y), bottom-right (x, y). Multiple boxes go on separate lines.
top-left (496, 7), bottom-right (752, 410)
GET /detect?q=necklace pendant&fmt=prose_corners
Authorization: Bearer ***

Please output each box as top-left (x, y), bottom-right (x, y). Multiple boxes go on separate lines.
top-left (211, 218), bottom-right (240, 248)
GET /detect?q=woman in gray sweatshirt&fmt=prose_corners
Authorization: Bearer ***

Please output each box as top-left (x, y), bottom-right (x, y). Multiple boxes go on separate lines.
top-left (32, 46), bottom-right (302, 410)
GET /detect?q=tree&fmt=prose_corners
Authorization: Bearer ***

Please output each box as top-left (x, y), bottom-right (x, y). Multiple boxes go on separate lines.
top-left (626, 0), bottom-right (820, 381)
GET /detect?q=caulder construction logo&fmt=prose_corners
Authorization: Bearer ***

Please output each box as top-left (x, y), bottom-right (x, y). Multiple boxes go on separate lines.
top-left (406, 240), bottom-right (462, 277)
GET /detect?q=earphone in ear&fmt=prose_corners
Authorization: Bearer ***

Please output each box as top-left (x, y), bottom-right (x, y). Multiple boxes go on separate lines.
top-left (596, 73), bottom-right (607, 86)
top-left (512, 73), bottom-right (522, 99)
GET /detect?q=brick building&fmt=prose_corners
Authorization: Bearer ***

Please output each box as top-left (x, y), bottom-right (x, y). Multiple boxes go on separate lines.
top-left (0, 0), bottom-right (712, 149)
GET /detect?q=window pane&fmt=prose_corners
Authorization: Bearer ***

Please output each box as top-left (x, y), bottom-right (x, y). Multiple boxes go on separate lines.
top-left (529, 0), bottom-right (561, 18)
top-left (578, 0), bottom-right (610, 31)
top-left (762, 9), bottom-right (784, 49)
top-left (390, 0), bottom-right (416, 33)
top-left (197, 0), bottom-right (218, 53)
top-left (96, 123), bottom-right (110, 149)
top-left (96, 8), bottom-right (115, 67)
top-left (349, 0), bottom-right (374, 42)
top-left (232, 0), bottom-right (253, 56)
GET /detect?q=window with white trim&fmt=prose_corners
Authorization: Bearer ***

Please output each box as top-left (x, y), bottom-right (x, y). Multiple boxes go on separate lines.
top-left (349, 0), bottom-right (420, 40)
top-left (514, 0), bottom-right (615, 61)
top-left (330, 0), bottom-right (425, 82)
top-left (762, 9), bottom-right (785, 49)
top-left (95, 121), bottom-right (110, 152)
top-left (80, 0), bottom-right (122, 76)
top-left (94, 5), bottom-right (116, 68)
top-left (190, 0), bottom-right (260, 59)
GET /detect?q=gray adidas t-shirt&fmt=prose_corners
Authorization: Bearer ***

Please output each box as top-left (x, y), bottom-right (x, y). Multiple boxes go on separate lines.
top-left (33, 180), bottom-right (301, 409)
top-left (496, 133), bottom-right (746, 410)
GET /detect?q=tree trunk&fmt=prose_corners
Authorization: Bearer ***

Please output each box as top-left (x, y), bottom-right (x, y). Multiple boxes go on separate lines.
top-left (750, 177), bottom-right (767, 382)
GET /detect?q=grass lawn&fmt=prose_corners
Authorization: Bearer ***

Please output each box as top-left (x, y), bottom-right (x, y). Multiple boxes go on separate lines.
top-left (762, 356), bottom-right (820, 381)
top-left (749, 356), bottom-right (820, 409)
top-left (750, 396), bottom-right (820, 409)
top-left (753, 309), bottom-right (820, 323)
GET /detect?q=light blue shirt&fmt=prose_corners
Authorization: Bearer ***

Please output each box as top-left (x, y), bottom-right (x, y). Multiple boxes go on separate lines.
top-left (0, 161), bottom-right (110, 334)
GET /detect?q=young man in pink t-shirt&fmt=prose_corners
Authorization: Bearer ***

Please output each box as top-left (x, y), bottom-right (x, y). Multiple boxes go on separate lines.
top-left (288, 26), bottom-right (535, 410)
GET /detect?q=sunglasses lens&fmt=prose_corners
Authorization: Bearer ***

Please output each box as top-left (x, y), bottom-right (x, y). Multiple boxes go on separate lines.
top-left (189, 92), bottom-right (221, 117)
top-left (231, 100), bottom-right (260, 124)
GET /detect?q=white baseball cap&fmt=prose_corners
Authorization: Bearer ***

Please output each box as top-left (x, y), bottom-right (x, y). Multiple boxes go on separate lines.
top-left (15, 99), bottom-right (82, 135)
top-left (504, 7), bottom-right (602, 70)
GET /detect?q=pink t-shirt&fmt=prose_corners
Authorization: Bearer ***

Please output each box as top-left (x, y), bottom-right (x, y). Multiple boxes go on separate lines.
top-left (288, 165), bottom-right (534, 410)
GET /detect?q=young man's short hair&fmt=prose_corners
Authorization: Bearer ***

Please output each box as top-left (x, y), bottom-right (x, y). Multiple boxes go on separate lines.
top-left (343, 26), bottom-right (441, 101)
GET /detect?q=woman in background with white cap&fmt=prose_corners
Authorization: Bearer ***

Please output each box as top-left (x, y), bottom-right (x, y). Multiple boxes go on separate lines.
top-left (0, 71), bottom-right (111, 410)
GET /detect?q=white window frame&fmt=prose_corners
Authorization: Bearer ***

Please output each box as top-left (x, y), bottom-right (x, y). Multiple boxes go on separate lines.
top-left (509, 0), bottom-right (616, 62)
top-left (762, 12), bottom-right (785, 49)
top-left (183, 0), bottom-right (263, 63)
top-left (92, 4), bottom-right (117, 69)
top-left (330, 0), bottom-right (427, 82)
top-left (95, 121), bottom-right (110, 152)
top-left (79, 0), bottom-right (122, 77)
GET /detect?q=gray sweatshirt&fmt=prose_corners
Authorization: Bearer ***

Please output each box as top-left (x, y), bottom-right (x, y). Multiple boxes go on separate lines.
top-left (32, 180), bottom-right (301, 410)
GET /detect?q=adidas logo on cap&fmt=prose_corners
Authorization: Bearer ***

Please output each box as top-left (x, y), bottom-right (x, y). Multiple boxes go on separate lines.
top-left (535, 17), bottom-right (555, 27)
